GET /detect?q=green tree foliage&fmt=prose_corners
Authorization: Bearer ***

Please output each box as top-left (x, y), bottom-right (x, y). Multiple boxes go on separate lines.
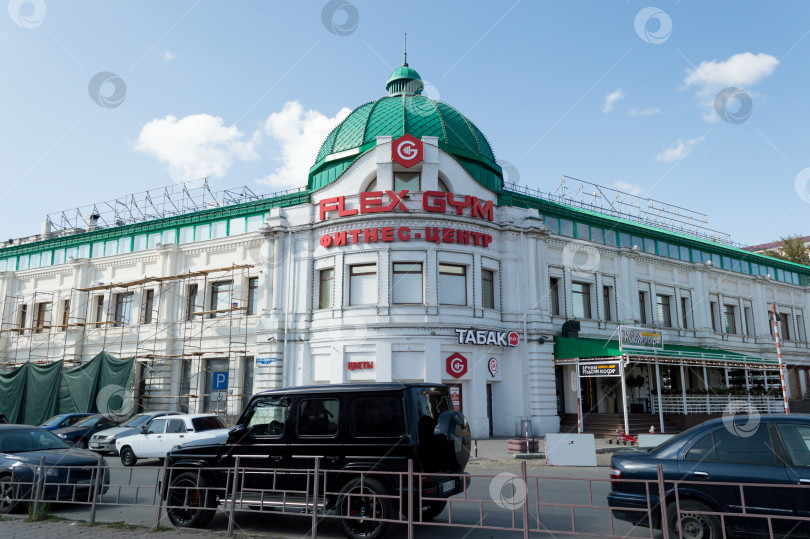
top-left (763, 235), bottom-right (810, 266)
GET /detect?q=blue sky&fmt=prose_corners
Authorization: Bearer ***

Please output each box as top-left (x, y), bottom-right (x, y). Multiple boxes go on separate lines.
top-left (1, 1), bottom-right (809, 246)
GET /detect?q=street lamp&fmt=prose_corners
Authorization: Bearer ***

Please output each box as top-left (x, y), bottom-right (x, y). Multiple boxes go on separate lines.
top-left (769, 305), bottom-right (790, 414)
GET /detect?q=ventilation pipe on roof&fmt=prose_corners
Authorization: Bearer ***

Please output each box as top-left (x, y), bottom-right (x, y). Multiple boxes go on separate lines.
top-left (87, 213), bottom-right (100, 231)
top-left (41, 221), bottom-right (51, 237)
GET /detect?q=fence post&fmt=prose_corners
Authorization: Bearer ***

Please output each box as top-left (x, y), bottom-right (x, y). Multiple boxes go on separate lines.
top-left (227, 456), bottom-right (240, 538)
top-left (311, 458), bottom-right (320, 539)
top-left (521, 460), bottom-right (530, 539)
top-left (153, 458), bottom-right (169, 531)
top-left (89, 458), bottom-right (102, 524)
top-left (657, 464), bottom-right (669, 539)
top-left (407, 459), bottom-right (413, 539)
top-left (32, 456), bottom-right (45, 517)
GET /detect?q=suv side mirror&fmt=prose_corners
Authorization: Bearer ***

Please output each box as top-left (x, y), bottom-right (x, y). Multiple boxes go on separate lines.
top-left (141, 425), bottom-right (149, 434)
top-left (229, 424), bottom-right (246, 439)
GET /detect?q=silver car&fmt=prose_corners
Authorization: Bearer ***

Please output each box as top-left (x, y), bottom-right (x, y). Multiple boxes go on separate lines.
top-left (89, 411), bottom-right (180, 454)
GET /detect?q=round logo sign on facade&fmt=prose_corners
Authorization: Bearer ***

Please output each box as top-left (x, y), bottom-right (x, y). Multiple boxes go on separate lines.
top-left (392, 134), bottom-right (423, 168)
top-left (446, 352), bottom-right (468, 378)
top-left (488, 357), bottom-right (499, 378)
top-left (508, 332), bottom-right (520, 347)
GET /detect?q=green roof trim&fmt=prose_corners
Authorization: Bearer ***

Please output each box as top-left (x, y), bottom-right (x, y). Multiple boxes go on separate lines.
top-left (499, 189), bottom-right (810, 278)
top-left (553, 336), bottom-right (775, 365)
top-left (0, 190), bottom-right (310, 259)
top-left (308, 95), bottom-right (502, 192)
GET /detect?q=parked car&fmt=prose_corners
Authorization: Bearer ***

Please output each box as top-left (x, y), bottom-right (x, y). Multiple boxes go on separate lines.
top-left (608, 415), bottom-right (810, 539)
top-left (162, 383), bottom-right (471, 539)
top-left (0, 425), bottom-right (109, 513)
top-left (116, 414), bottom-right (228, 467)
top-left (0, 415), bottom-right (8, 424)
top-left (53, 414), bottom-right (120, 449)
top-left (89, 411), bottom-right (181, 455)
top-left (40, 413), bottom-right (95, 431)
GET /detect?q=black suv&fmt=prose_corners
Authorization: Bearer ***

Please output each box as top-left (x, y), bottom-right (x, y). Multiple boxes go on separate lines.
top-left (163, 383), bottom-right (471, 539)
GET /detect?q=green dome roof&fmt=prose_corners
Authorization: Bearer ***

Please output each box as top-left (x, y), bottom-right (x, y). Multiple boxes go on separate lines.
top-left (308, 92), bottom-right (503, 192)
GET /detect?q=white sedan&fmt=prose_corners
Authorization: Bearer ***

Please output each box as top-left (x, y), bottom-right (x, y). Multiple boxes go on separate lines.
top-left (115, 414), bottom-right (228, 466)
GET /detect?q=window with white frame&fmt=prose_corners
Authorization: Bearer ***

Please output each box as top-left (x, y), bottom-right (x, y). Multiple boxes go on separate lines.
top-left (681, 296), bottom-right (691, 329)
top-left (94, 295), bottom-right (105, 324)
top-left (187, 284), bottom-right (200, 320)
top-left (438, 264), bottom-right (467, 306)
top-left (114, 292), bottom-right (134, 326)
top-left (210, 281), bottom-right (234, 317)
top-left (550, 277), bottom-right (562, 316)
top-left (349, 264), bottom-right (377, 306)
top-left (639, 291), bottom-right (649, 325)
top-left (710, 301), bottom-right (720, 332)
top-left (482, 269), bottom-right (495, 309)
top-left (656, 295), bottom-right (672, 327)
top-left (723, 304), bottom-right (737, 334)
top-left (602, 285), bottom-right (614, 321)
top-left (392, 263), bottom-right (423, 304)
top-left (744, 305), bottom-right (754, 336)
top-left (142, 289), bottom-right (155, 323)
top-left (571, 282), bottom-right (591, 319)
top-left (18, 304), bottom-right (27, 333)
top-left (319, 268), bottom-right (334, 309)
top-left (797, 313), bottom-right (806, 342)
top-left (247, 277), bottom-right (259, 315)
top-left (34, 302), bottom-right (51, 333)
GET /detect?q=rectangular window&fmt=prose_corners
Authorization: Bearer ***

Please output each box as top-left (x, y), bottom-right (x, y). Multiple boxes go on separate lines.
top-left (590, 226), bottom-right (604, 244)
top-left (545, 216), bottom-right (559, 234)
top-left (656, 295), bottom-right (672, 327)
top-left (550, 277), bottom-right (561, 316)
top-left (710, 301), bottom-right (718, 332)
top-left (60, 299), bottom-right (70, 330)
top-left (392, 262), bottom-right (423, 304)
top-left (211, 220), bottom-right (227, 239)
top-left (680, 246), bottom-right (690, 261)
top-left (78, 245), bottom-right (90, 259)
top-left (781, 312), bottom-right (792, 340)
top-left (210, 281), bottom-right (234, 317)
top-left (34, 302), bottom-right (51, 333)
top-left (571, 282), bottom-right (591, 319)
top-left (143, 289), bottom-right (155, 324)
top-left (797, 314), bottom-right (805, 342)
top-left (179, 226), bottom-right (194, 244)
top-left (750, 262), bottom-right (759, 275)
top-left (92, 242), bottom-right (105, 258)
top-left (17, 255), bottom-right (29, 270)
top-left (438, 264), bottom-right (467, 305)
top-left (619, 233), bottom-right (631, 248)
top-left (297, 398), bottom-right (339, 436)
top-left (318, 268), bottom-right (335, 309)
top-left (711, 253), bottom-right (722, 268)
top-left (482, 268), bottom-right (495, 309)
top-left (576, 223), bottom-right (590, 241)
top-left (229, 218), bottom-right (246, 236)
top-left (40, 251), bottom-right (52, 266)
top-left (349, 264), bottom-right (377, 306)
top-left (246, 215), bottom-right (263, 232)
top-left (53, 249), bottom-right (65, 265)
top-left (639, 291), bottom-right (648, 324)
top-left (133, 234), bottom-right (147, 252)
top-left (94, 295), bottom-right (105, 324)
top-left (187, 284), bottom-right (199, 320)
top-left (350, 396), bottom-right (405, 437)
top-left (29, 253), bottom-right (40, 269)
top-left (744, 306), bottom-right (753, 336)
top-left (18, 304), bottom-right (28, 333)
top-left (162, 229), bottom-right (176, 245)
top-left (602, 286), bottom-right (613, 321)
top-left (114, 292), bottom-right (134, 326)
top-left (731, 259), bottom-right (742, 272)
top-left (722, 256), bottom-right (732, 270)
top-left (681, 296), bottom-right (690, 329)
top-left (247, 277), bottom-right (259, 315)
top-left (104, 240), bottom-right (118, 256)
top-left (195, 224), bottom-right (210, 242)
top-left (147, 232), bottom-right (160, 249)
top-left (723, 304), bottom-right (737, 334)
top-left (604, 229), bottom-right (618, 246)
top-left (559, 219), bottom-right (574, 237)
top-left (117, 238), bottom-right (130, 254)
top-left (643, 238), bottom-right (656, 254)
top-left (658, 241), bottom-right (669, 257)
top-left (393, 172), bottom-right (420, 192)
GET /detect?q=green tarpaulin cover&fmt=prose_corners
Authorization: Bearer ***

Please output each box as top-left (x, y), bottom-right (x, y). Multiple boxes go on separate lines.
top-left (0, 352), bottom-right (133, 425)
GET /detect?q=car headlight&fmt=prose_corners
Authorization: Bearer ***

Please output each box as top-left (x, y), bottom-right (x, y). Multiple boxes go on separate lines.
top-left (57, 434), bottom-right (66, 439)
top-left (45, 468), bottom-right (61, 477)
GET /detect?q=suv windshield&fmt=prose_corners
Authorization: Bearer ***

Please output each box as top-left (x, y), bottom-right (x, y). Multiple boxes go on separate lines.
top-left (192, 416), bottom-right (226, 432)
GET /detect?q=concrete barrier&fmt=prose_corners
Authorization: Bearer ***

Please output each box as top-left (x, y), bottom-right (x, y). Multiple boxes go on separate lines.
top-left (545, 433), bottom-right (597, 466)
top-left (636, 433), bottom-right (675, 448)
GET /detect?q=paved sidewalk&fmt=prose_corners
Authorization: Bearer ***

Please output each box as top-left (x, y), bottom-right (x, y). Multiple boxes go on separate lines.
top-left (0, 518), bottom-right (217, 539)
top-left (469, 435), bottom-right (636, 461)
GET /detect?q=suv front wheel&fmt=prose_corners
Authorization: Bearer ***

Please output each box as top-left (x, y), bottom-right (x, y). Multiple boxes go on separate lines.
top-left (336, 477), bottom-right (391, 539)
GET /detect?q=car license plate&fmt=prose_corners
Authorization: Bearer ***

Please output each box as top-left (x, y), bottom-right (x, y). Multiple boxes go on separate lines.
top-left (90, 444), bottom-right (101, 448)
top-left (440, 480), bottom-right (455, 494)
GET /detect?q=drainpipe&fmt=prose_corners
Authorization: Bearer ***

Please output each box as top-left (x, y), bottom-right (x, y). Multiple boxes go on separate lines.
top-left (284, 230), bottom-right (292, 387)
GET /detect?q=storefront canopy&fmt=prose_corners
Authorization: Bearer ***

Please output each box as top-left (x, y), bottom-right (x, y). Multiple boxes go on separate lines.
top-left (553, 336), bottom-right (777, 369)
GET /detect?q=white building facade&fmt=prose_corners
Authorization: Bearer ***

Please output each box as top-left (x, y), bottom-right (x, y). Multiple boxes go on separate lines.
top-left (1, 63), bottom-right (809, 438)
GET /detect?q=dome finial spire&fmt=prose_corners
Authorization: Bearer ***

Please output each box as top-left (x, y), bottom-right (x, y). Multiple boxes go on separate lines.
top-left (403, 33), bottom-right (407, 66)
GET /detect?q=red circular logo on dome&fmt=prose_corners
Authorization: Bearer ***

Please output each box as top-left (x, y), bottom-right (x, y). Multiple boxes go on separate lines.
top-left (392, 134), bottom-right (423, 168)
top-left (508, 332), bottom-right (520, 347)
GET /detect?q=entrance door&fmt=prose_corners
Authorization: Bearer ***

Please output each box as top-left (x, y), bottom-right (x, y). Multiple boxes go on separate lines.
top-left (486, 384), bottom-right (493, 437)
top-left (581, 378), bottom-right (598, 413)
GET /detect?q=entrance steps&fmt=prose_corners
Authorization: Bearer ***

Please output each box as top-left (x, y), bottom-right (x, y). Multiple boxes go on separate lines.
top-left (559, 413), bottom-right (681, 438)
top-left (789, 399), bottom-right (810, 414)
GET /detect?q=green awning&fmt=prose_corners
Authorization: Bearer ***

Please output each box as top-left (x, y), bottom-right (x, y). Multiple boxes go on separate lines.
top-left (553, 336), bottom-right (776, 367)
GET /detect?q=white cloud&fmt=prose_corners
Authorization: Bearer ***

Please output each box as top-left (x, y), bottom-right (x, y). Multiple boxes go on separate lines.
top-left (683, 52), bottom-right (778, 120)
top-left (163, 50), bottom-right (176, 62)
top-left (654, 137), bottom-right (705, 163)
top-left (628, 107), bottom-right (661, 116)
top-left (258, 101), bottom-right (351, 189)
top-left (613, 181), bottom-right (645, 196)
top-left (602, 89), bottom-right (624, 113)
top-left (135, 114), bottom-right (258, 182)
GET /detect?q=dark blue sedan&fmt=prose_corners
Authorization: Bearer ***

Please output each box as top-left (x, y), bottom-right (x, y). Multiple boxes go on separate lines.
top-left (0, 425), bottom-right (109, 513)
top-left (40, 413), bottom-right (95, 431)
top-left (608, 415), bottom-right (810, 539)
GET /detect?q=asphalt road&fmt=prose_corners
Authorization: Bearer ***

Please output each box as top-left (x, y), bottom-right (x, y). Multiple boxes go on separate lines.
top-left (23, 455), bottom-right (656, 539)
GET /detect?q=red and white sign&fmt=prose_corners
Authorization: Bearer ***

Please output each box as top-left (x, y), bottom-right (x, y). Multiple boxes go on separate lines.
top-left (454, 328), bottom-right (520, 347)
top-left (448, 384), bottom-right (462, 411)
top-left (392, 134), bottom-right (423, 168)
top-left (320, 226), bottom-right (493, 249)
top-left (446, 352), bottom-right (468, 378)
top-left (508, 332), bottom-right (520, 347)
top-left (488, 357), bottom-right (499, 377)
top-left (347, 361), bottom-right (374, 371)
top-left (318, 191), bottom-right (494, 222)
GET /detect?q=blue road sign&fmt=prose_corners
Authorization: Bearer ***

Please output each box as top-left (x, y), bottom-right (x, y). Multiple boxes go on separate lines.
top-left (213, 371), bottom-right (228, 390)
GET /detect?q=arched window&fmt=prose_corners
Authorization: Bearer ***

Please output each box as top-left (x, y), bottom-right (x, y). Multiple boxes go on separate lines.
top-left (437, 178), bottom-right (450, 193)
top-left (365, 178), bottom-right (378, 192)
